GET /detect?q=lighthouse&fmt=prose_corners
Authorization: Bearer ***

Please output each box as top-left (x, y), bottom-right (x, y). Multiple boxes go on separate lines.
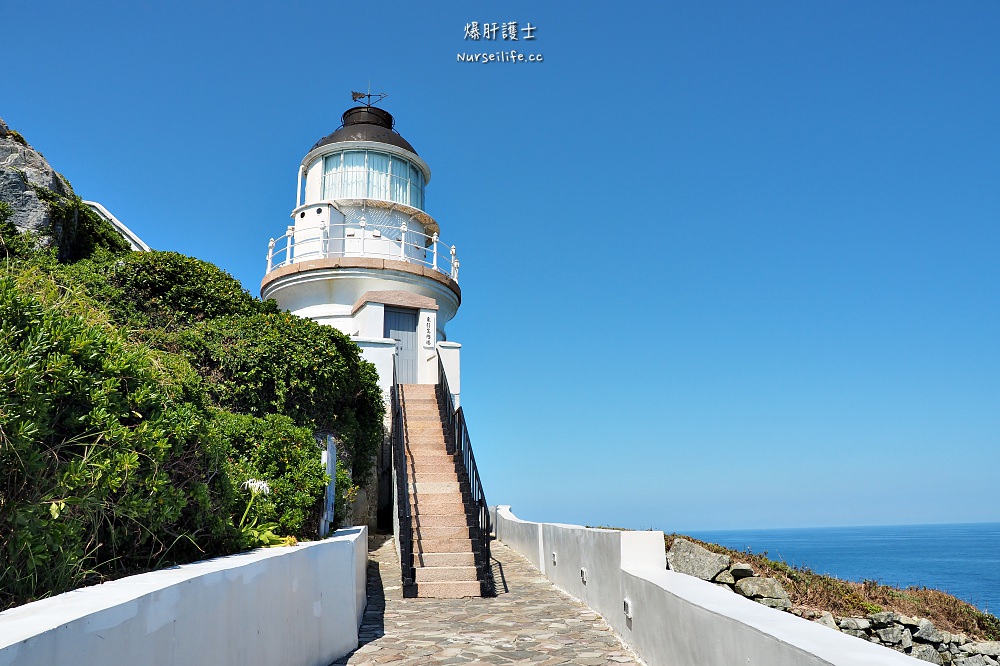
top-left (260, 101), bottom-right (492, 599)
top-left (260, 101), bottom-right (463, 399)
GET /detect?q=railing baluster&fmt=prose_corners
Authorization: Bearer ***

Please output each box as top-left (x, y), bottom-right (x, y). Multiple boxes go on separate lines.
top-left (263, 219), bottom-right (461, 282)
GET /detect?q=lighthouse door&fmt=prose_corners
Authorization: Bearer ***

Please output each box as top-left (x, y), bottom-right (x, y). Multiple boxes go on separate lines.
top-left (384, 307), bottom-right (418, 383)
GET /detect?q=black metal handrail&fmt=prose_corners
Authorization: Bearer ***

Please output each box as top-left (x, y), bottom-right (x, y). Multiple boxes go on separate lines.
top-left (438, 356), bottom-right (496, 596)
top-left (390, 359), bottom-right (416, 596)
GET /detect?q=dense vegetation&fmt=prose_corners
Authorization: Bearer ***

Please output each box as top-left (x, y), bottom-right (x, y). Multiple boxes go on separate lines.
top-left (665, 534), bottom-right (1000, 641)
top-left (1, 181), bottom-right (383, 610)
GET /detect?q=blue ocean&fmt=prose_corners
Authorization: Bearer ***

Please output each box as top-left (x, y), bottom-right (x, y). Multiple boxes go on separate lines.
top-left (687, 523), bottom-right (1000, 616)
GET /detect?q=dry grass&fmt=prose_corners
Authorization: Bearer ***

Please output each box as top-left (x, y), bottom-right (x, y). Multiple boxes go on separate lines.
top-left (666, 534), bottom-right (1000, 641)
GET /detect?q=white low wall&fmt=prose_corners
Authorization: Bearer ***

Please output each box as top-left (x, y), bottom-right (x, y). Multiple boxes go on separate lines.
top-left (494, 507), bottom-right (915, 666)
top-left (0, 526), bottom-right (369, 666)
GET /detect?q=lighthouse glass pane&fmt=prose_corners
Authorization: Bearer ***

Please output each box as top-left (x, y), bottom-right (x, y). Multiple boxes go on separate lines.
top-left (343, 151), bottom-right (367, 198)
top-left (368, 152), bottom-right (390, 200)
top-left (409, 164), bottom-right (423, 209)
top-left (391, 157), bottom-right (409, 205)
top-left (322, 154), bottom-right (342, 199)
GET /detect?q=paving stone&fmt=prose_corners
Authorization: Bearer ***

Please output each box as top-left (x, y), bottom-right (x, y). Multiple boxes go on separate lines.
top-left (335, 537), bottom-right (640, 665)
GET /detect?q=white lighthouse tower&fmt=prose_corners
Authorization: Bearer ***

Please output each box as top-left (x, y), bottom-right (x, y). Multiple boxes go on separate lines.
top-left (260, 101), bottom-right (462, 397)
top-left (262, 99), bottom-right (492, 598)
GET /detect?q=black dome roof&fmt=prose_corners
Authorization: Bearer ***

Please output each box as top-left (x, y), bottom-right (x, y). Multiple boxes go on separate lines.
top-left (310, 106), bottom-right (418, 154)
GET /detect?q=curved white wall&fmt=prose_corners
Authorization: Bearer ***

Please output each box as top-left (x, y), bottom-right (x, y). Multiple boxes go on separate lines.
top-left (493, 507), bottom-right (917, 666)
top-left (0, 527), bottom-right (369, 666)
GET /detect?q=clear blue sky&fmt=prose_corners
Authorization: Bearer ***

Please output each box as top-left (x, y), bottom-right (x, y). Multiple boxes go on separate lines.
top-left (5, 1), bottom-right (998, 531)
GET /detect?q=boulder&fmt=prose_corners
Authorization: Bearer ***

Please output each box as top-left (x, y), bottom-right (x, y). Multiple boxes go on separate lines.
top-left (869, 611), bottom-right (900, 628)
top-left (910, 644), bottom-right (945, 665)
top-left (914, 619), bottom-right (945, 644)
top-left (965, 644), bottom-right (1000, 658)
top-left (954, 656), bottom-right (999, 666)
top-left (730, 563), bottom-right (755, 579)
top-left (714, 569), bottom-right (735, 585)
top-left (735, 577), bottom-right (790, 601)
top-left (758, 597), bottom-right (792, 610)
top-left (876, 625), bottom-right (906, 645)
top-left (839, 617), bottom-right (872, 631)
top-left (815, 611), bottom-right (839, 631)
top-left (843, 629), bottom-right (869, 639)
top-left (667, 538), bottom-right (730, 581)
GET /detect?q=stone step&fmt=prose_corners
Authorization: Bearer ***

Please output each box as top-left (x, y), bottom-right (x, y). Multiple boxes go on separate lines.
top-left (417, 551), bottom-right (476, 567)
top-left (416, 580), bottom-right (482, 599)
top-left (404, 420), bottom-right (443, 429)
top-left (406, 426), bottom-right (446, 437)
top-left (413, 565), bottom-right (479, 583)
top-left (405, 430), bottom-right (447, 440)
top-left (405, 412), bottom-right (444, 421)
top-left (408, 481), bottom-right (461, 494)
top-left (413, 525), bottom-right (471, 539)
top-left (408, 463), bottom-right (455, 474)
top-left (405, 449), bottom-right (451, 460)
top-left (409, 472), bottom-right (461, 484)
top-left (407, 443), bottom-right (449, 452)
top-left (415, 537), bottom-right (474, 552)
top-left (401, 384), bottom-right (436, 394)
top-left (408, 460), bottom-right (457, 472)
top-left (405, 440), bottom-right (450, 451)
top-left (410, 497), bottom-right (468, 513)
top-left (407, 449), bottom-right (454, 459)
top-left (408, 464), bottom-right (459, 478)
top-left (402, 397), bottom-right (437, 406)
top-left (413, 514), bottom-right (471, 529)
top-left (403, 404), bottom-right (442, 414)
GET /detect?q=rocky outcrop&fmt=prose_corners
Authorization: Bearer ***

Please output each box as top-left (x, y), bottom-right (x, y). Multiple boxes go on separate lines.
top-left (0, 117), bottom-right (73, 243)
top-left (664, 538), bottom-right (997, 665)
top-left (790, 608), bottom-right (999, 665)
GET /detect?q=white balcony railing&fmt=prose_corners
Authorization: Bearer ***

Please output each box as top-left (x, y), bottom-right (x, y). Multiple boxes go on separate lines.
top-left (265, 220), bottom-right (459, 282)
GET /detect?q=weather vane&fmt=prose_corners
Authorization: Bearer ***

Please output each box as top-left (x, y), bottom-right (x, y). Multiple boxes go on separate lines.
top-left (351, 89), bottom-right (387, 107)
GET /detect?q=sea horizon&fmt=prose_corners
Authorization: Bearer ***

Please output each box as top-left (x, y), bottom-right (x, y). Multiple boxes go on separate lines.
top-left (686, 521), bottom-right (1000, 616)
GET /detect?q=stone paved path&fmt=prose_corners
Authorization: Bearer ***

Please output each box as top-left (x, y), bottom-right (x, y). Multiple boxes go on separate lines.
top-left (332, 536), bottom-right (641, 665)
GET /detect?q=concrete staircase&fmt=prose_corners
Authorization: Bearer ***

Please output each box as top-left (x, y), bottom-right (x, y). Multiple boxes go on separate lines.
top-left (400, 384), bottom-right (483, 598)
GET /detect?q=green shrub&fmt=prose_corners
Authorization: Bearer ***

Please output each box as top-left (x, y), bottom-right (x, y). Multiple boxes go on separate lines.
top-left (0, 274), bottom-right (237, 609)
top-left (211, 411), bottom-right (331, 539)
top-left (63, 250), bottom-right (277, 330)
top-left (30, 187), bottom-right (131, 261)
top-left (179, 312), bottom-right (384, 483)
